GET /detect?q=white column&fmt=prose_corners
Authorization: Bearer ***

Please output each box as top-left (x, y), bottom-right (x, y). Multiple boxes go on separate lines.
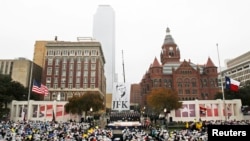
top-left (195, 99), bottom-right (200, 120)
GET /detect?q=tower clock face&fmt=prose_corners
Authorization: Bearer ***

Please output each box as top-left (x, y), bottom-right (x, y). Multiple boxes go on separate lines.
top-left (169, 47), bottom-right (173, 51)
top-left (169, 46), bottom-right (174, 57)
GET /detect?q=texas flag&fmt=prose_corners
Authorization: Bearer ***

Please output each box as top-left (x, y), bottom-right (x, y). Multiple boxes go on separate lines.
top-left (225, 76), bottom-right (240, 92)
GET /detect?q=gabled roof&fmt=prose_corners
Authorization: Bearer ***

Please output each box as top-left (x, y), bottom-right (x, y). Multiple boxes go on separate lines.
top-left (162, 60), bottom-right (204, 74)
top-left (206, 57), bottom-right (216, 67)
top-left (151, 57), bottom-right (161, 68)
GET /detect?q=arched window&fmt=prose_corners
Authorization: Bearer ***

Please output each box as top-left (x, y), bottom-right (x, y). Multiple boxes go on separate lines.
top-left (154, 79), bottom-right (158, 87)
top-left (191, 78), bottom-right (197, 87)
top-left (177, 78), bottom-right (182, 87)
top-left (184, 78), bottom-right (190, 87)
top-left (202, 79), bottom-right (207, 87)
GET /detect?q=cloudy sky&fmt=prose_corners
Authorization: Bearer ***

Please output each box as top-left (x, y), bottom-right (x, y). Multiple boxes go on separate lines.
top-left (1, 0), bottom-right (250, 84)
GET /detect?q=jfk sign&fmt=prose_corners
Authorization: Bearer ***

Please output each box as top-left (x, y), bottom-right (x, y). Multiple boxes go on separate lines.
top-left (112, 82), bottom-right (130, 111)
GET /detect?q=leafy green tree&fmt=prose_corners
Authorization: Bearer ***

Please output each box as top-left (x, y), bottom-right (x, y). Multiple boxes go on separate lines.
top-left (214, 90), bottom-right (239, 100)
top-left (64, 95), bottom-right (82, 115)
top-left (239, 80), bottom-right (250, 106)
top-left (147, 87), bottom-right (182, 115)
top-left (0, 74), bottom-right (14, 110)
top-left (8, 81), bottom-right (28, 100)
top-left (65, 92), bottom-right (104, 118)
top-left (0, 74), bottom-right (29, 119)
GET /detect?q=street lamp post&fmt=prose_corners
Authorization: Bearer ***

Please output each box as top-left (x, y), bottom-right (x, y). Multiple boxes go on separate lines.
top-left (90, 107), bottom-right (93, 116)
top-left (89, 107), bottom-right (93, 125)
top-left (144, 106), bottom-right (147, 118)
top-left (164, 108), bottom-right (168, 130)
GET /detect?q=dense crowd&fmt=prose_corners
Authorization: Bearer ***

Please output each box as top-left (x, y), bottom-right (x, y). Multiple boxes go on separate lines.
top-left (0, 119), bottom-right (249, 141)
top-left (0, 120), bottom-right (113, 141)
top-left (109, 112), bottom-right (140, 122)
top-left (149, 120), bottom-right (250, 141)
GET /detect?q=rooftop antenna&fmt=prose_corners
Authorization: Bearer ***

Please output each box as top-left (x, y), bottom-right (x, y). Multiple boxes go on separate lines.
top-left (122, 50), bottom-right (126, 83)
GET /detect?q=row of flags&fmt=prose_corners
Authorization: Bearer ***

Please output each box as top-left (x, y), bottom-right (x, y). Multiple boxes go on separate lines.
top-left (199, 104), bottom-right (232, 117)
top-left (30, 76), bottom-right (238, 95)
top-left (32, 79), bottom-right (49, 95)
top-left (175, 104), bottom-right (231, 117)
top-left (198, 76), bottom-right (239, 118)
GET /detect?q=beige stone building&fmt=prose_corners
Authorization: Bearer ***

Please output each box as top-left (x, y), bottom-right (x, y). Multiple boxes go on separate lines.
top-left (219, 51), bottom-right (250, 87)
top-left (0, 58), bottom-right (41, 88)
top-left (0, 59), bottom-right (13, 75)
top-left (106, 93), bottom-right (112, 112)
top-left (33, 41), bottom-right (49, 68)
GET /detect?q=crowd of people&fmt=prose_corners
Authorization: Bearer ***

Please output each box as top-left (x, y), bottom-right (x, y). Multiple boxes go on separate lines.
top-left (0, 116), bottom-right (250, 141)
top-left (0, 120), bottom-right (113, 141)
top-left (109, 112), bottom-right (140, 122)
top-left (120, 119), bottom-right (250, 141)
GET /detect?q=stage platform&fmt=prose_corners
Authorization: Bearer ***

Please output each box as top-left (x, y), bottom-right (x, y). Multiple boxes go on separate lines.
top-left (106, 121), bottom-right (142, 130)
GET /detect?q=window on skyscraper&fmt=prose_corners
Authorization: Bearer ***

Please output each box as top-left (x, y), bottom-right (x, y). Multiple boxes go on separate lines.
top-left (47, 67), bottom-right (52, 75)
top-left (84, 50), bottom-right (89, 56)
top-left (91, 57), bottom-right (96, 63)
top-left (48, 50), bottom-right (54, 56)
top-left (55, 59), bottom-right (60, 66)
top-left (55, 50), bottom-right (61, 56)
top-left (70, 50), bottom-right (75, 56)
top-left (91, 64), bottom-right (96, 70)
top-left (48, 58), bottom-right (53, 65)
top-left (77, 50), bottom-right (82, 56)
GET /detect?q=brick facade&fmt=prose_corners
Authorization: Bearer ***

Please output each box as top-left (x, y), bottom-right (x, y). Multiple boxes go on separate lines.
top-left (139, 28), bottom-right (220, 106)
top-left (33, 39), bottom-right (106, 102)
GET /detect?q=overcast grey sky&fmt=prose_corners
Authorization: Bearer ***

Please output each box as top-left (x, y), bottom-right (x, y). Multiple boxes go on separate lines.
top-left (1, 0), bottom-right (250, 84)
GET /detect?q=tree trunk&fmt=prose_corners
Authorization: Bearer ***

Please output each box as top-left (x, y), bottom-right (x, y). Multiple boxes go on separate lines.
top-left (4, 101), bottom-right (8, 109)
top-left (85, 110), bottom-right (87, 119)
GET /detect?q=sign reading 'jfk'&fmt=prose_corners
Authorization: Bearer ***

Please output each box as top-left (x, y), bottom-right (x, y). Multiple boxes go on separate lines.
top-left (112, 82), bottom-right (130, 111)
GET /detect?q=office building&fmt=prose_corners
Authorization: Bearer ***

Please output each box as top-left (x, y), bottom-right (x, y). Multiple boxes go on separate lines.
top-left (33, 38), bottom-right (106, 102)
top-left (130, 84), bottom-right (141, 104)
top-left (0, 59), bottom-right (13, 76)
top-left (93, 5), bottom-right (116, 94)
top-left (219, 51), bottom-right (250, 87)
top-left (0, 58), bottom-right (41, 88)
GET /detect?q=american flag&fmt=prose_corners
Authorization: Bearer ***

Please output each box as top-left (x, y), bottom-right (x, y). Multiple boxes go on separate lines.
top-left (32, 79), bottom-right (49, 95)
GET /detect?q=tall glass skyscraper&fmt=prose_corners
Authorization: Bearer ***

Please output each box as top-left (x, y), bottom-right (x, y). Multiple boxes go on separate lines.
top-left (93, 5), bottom-right (116, 94)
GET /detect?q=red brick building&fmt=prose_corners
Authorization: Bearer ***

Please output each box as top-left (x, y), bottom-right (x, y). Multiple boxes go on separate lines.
top-left (130, 83), bottom-right (142, 110)
top-left (33, 39), bottom-right (106, 102)
top-left (139, 27), bottom-right (220, 106)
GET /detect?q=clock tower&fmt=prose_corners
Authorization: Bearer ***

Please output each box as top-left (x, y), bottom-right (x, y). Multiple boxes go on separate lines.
top-left (160, 27), bottom-right (180, 65)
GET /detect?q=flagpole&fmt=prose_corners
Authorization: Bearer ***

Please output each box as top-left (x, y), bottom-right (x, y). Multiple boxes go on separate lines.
top-left (216, 43), bottom-right (227, 121)
top-left (27, 61), bottom-right (34, 121)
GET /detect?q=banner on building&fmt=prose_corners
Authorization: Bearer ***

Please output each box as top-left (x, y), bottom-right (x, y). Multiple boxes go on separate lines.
top-left (175, 104), bottom-right (196, 117)
top-left (112, 82), bottom-right (130, 111)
